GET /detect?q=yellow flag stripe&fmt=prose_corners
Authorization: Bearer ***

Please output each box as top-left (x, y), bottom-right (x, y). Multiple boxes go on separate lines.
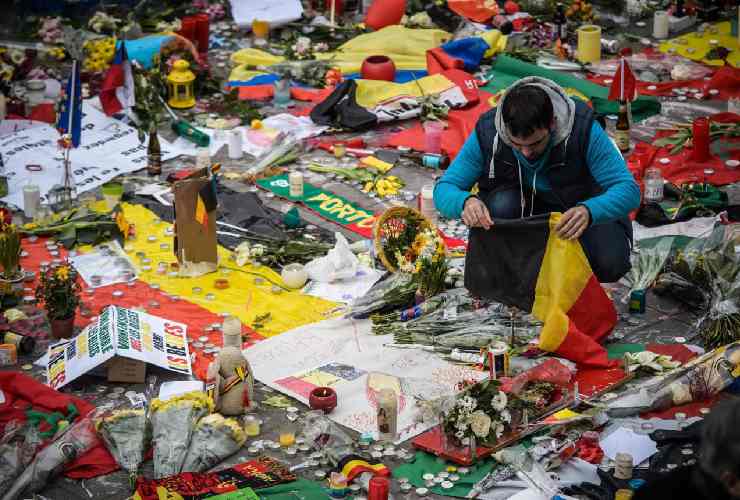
top-left (532, 212), bottom-right (594, 352)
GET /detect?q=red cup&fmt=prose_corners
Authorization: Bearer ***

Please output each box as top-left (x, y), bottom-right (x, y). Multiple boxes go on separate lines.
top-left (179, 16), bottom-right (197, 44)
top-left (361, 55), bottom-right (396, 81)
top-left (690, 117), bottom-right (710, 162)
top-left (368, 477), bottom-right (390, 500)
top-left (193, 13), bottom-right (210, 53)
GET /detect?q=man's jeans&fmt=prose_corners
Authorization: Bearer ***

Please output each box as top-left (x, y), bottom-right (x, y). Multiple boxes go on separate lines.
top-left (482, 189), bottom-right (632, 283)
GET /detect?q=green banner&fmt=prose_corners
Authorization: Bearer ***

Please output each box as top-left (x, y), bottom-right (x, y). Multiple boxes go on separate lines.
top-left (257, 174), bottom-right (377, 238)
top-left (483, 55), bottom-right (661, 122)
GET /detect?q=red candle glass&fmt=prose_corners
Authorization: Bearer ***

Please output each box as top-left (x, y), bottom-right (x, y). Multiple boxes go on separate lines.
top-left (690, 117), bottom-right (710, 162)
top-left (193, 13), bottom-right (210, 53)
top-left (368, 477), bottom-right (390, 500)
top-left (179, 16), bottom-right (197, 44)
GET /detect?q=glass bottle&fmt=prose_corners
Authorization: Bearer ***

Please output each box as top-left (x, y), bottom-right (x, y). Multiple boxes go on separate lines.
top-left (244, 414), bottom-right (261, 437)
top-left (615, 100), bottom-right (631, 154)
top-left (643, 167), bottom-right (664, 203)
top-left (554, 3), bottom-right (567, 42)
top-left (147, 126), bottom-right (162, 176)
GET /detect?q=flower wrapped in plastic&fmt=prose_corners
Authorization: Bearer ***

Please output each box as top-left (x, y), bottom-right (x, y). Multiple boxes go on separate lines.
top-left (181, 414), bottom-right (246, 473)
top-left (150, 391), bottom-right (213, 479)
top-left (0, 422), bottom-right (43, 493)
top-left (95, 408), bottom-right (149, 487)
top-left (2, 409), bottom-right (103, 500)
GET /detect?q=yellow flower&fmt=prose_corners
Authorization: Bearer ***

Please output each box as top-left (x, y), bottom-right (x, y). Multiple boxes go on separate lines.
top-left (115, 211), bottom-right (130, 236)
top-left (55, 266), bottom-right (69, 281)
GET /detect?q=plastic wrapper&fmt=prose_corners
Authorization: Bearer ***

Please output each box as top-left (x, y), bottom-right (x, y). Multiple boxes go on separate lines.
top-left (347, 272), bottom-right (417, 319)
top-left (95, 407), bottom-right (150, 487)
top-left (305, 233), bottom-right (358, 283)
top-left (607, 341), bottom-right (740, 417)
top-left (299, 411), bottom-right (354, 453)
top-left (0, 421), bottom-right (42, 493)
top-left (2, 409), bottom-right (103, 500)
top-left (626, 237), bottom-right (674, 295)
top-left (502, 359), bottom-right (573, 395)
top-left (150, 391), bottom-right (214, 479)
top-left (181, 414), bottom-right (246, 473)
top-left (588, 53), bottom-right (713, 80)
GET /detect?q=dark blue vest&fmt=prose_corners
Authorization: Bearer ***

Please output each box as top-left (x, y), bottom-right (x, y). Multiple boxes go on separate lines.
top-left (474, 100), bottom-right (600, 211)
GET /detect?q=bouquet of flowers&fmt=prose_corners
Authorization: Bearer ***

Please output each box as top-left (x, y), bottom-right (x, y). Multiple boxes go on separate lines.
top-left (22, 206), bottom-right (129, 249)
top-left (150, 392), bottom-right (213, 479)
top-left (181, 414), bottom-right (246, 473)
top-left (2, 409), bottom-right (103, 500)
top-left (233, 236), bottom-right (333, 268)
top-left (95, 408), bottom-right (149, 488)
top-left (442, 378), bottom-right (557, 447)
top-left (348, 272), bottom-right (418, 319)
top-left (395, 227), bottom-right (448, 299)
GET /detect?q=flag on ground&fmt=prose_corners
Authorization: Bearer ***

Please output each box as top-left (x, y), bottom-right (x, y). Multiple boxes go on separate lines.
top-left (100, 42), bottom-right (135, 116)
top-left (57, 59), bottom-right (83, 147)
top-left (464, 213), bottom-right (617, 367)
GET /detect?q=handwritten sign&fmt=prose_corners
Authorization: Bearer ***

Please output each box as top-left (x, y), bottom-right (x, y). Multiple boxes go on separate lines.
top-left (46, 305), bottom-right (191, 389)
top-left (246, 317), bottom-right (485, 443)
top-left (0, 102), bottom-right (189, 209)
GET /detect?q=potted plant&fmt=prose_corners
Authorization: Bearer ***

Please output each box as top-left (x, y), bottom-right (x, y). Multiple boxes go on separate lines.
top-left (36, 263), bottom-right (81, 339)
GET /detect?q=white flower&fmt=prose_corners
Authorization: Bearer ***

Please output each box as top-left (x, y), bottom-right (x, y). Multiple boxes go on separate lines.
top-left (470, 410), bottom-right (491, 438)
top-left (491, 391), bottom-right (508, 412)
top-left (250, 244), bottom-right (266, 257)
top-left (495, 422), bottom-right (505, 439)
top-left (500, 409), bottom-right (511, 423)
top-left (295, 37), bottom-right (312, 54)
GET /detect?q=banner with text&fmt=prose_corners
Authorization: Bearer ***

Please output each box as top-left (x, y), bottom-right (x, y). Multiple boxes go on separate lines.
top-left (47, 305), bottom-right (191, 389)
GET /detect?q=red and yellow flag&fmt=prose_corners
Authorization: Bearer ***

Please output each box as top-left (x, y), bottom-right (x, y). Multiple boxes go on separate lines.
top-left (465, 213), bottom-right (617, 367)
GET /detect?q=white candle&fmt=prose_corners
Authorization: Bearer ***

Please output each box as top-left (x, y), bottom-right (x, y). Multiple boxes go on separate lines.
top-left (227, 129), bottom-right (243, 160)
top-left (653, 10), bottom-right (669, 40)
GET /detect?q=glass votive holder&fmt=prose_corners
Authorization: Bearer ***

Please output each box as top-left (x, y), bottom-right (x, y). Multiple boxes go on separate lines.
top-left (192, 286), bottom-right (203, 295)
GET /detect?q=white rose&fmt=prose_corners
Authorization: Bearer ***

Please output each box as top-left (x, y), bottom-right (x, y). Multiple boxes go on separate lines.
top-left (491, 391), bottom-right (508, 411)
top-left (470, 410), bottom-right (492, 438)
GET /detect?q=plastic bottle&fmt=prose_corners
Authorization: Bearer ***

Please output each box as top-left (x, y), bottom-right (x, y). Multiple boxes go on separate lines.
top-left (643, 167), bottom-right (664, 203)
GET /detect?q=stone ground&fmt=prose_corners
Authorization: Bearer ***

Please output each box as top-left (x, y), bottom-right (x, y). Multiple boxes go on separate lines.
top-left (1, 8), bottom-right (736, 500)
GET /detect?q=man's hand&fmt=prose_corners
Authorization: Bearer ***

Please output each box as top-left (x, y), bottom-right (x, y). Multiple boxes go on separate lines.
top-left (462, 197), bottom-right (493, 230)
top-left (556, 206), bottom-right (590, 240)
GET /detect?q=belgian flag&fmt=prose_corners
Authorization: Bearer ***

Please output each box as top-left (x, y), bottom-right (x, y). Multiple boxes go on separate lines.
top-left (465, 213), bottom-right (617, 367)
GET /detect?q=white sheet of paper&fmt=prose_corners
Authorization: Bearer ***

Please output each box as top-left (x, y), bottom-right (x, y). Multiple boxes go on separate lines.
top-left (302, 266), bottom-right (383, 303)
top-left (599, 427), bottom-right (658, 465)
top-left (242, 114), bottom-right (328, 158)
top-left (245, 317), bottom-right (486, 442)
top-left (633, 217), bottom-right (716, 241)
top-left (229, 0), bottom-right (303, 28)
top-left (158, 380), bottom-right (205, 401)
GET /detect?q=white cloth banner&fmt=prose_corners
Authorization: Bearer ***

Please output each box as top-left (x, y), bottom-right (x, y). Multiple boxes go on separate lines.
top-left (245, 317), bottom-right (485, 442)
top-left (0, 102), bottom-right (189, 209)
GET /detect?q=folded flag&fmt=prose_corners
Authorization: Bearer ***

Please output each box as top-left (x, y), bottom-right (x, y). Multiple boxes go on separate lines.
top-left (335, 454), bottom-right (390, 481)
top-left (100, 42), bottom-right (135, 116)
top-left (464, 213), bottom-right (617, 367)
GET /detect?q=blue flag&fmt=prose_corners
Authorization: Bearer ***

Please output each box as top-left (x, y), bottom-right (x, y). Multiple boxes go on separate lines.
top-left (57, 59), bottom-right (82, 147)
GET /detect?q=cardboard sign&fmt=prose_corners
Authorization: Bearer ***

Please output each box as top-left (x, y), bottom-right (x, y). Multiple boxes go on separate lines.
top-left (46, 305), bottom-right (191, 389)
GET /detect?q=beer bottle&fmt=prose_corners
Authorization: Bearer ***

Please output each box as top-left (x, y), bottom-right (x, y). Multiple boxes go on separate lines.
top-left (147, 126), bottom-right (162, 176)
top-left (616, 100), bottom-right (631, 154)
top-left (1, 331), bottom-right (35, 355)
top-left (554, 3), bottom-right (568, 42)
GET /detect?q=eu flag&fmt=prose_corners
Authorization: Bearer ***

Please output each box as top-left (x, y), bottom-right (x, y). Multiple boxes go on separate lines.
top-left (57, 59), bottom-right (82, 147)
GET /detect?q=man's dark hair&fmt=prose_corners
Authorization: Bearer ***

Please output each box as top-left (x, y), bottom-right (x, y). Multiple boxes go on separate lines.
top-left (501, 85), bottom-right (554, 138)
top-left (700, 398), bottom-right (740, 483)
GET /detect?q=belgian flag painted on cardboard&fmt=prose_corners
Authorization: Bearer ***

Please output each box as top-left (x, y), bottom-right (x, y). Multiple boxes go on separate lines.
top-left (465, 213), bottom-right (617, 367)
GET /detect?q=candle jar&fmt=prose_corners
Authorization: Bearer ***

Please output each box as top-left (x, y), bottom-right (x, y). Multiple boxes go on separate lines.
top-left (279, 420), bottom-right (297, 447)
top-left (273, 78), bottom-right (292, 106)
top-left (643, 167), bottom-right (664, 203)
top-left (244, 414), bottom-right (261, 437)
